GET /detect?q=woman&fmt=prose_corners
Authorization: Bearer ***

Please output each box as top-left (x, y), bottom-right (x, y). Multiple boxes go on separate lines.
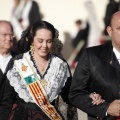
top-left (8, 20), bottom-right (68, 120)
top-left (1, 21), bottom-right (103, 120)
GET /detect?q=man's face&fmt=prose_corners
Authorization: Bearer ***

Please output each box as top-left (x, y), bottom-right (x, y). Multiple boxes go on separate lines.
top-left (0, 23), bottom-right (14, 52)
top-left (107, 15), bottom-right (120, 51)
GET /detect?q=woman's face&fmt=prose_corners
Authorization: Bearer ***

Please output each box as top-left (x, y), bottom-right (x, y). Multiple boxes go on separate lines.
top-left (33, 28), bottom-right (53, 58)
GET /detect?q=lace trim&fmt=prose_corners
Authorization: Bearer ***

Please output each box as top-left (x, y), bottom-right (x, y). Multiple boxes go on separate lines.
top-left (7, 51), bottom-right (70, 103)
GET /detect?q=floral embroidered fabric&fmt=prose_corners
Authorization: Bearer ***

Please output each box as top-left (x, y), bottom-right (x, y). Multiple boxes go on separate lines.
top-left (7, 51), bottom-right (70, 103)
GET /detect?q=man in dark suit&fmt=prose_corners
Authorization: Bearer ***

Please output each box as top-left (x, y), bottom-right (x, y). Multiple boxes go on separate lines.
top-left (69, 11), bottom-right (120, 120)
top-left (0, 20), bottom-right (17, 119)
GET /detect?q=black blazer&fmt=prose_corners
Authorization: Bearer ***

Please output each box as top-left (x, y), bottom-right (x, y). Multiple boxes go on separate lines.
top-left (69, 42), bottom-right (120, 120)
top-left (0, 52), bottom-right (17, 120)
top-left (29, 1), bottom-right (41, 26)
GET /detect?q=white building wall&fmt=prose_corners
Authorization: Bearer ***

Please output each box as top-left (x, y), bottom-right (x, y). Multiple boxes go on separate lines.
top-left (0, 0), bottom-right (108, 43)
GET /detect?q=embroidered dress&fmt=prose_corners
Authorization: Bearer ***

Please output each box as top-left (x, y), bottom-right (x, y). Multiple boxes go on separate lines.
top-left (7, 51), bottom-right (72, 120)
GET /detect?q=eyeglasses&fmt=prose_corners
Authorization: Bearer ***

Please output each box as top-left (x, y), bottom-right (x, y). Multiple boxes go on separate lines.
top-left (0, 34), bottom-right (15, 38)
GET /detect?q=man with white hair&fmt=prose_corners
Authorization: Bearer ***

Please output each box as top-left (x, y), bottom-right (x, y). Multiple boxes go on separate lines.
top-left (0, 20), bottom-right (17, 120)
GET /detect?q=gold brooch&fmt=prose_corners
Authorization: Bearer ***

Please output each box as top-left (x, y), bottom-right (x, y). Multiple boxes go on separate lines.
top-left (40, 79), bottom-right (48, 88)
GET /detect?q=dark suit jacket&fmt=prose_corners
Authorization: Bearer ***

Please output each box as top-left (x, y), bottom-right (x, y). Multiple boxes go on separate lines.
top-left (69, 42), bottom-right (120, 120)
top-left (29, 1), bottom-right (41, 26)
top-left (0, 52), bottom-right (17, 120)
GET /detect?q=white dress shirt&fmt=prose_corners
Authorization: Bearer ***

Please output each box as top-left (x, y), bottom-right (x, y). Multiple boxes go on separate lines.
top-left (0, 53), bottom-right (12, 73)
top-left (113, 47), bottom-right (120, 64)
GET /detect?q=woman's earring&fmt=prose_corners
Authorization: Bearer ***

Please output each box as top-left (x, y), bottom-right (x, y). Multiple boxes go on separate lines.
top-left (30, 44), bottom-right (34, 54)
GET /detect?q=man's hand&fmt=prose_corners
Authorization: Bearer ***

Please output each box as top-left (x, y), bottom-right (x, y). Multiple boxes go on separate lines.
top-left (107, 100), bottom-right (120, 117)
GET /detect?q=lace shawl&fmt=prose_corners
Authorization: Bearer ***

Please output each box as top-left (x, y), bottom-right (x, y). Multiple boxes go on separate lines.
top-left (7, 52), bottom-right (70, 103)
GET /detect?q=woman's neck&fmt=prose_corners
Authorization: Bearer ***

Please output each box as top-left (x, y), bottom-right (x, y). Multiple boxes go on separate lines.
top-left (33, 52), bottom-right (50, 74)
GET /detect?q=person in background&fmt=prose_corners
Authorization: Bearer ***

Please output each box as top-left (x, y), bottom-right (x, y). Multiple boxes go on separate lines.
top-left (0, 20), bottom-right (18, 120)
top-left (71, 19), bottom-right (89, 68)
top-left (69, 11), bottom-right (120, 120)
top-left (11, 0), bottom-right (43, 40)
top-left (85, 0), bottom-right (101, 47)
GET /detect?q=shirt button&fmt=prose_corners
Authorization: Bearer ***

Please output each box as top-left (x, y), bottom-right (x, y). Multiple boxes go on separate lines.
top-left (109, 60), bottom-right (112, 64)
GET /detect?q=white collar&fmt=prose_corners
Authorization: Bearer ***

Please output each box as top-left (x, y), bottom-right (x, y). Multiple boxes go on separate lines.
top-left (113, 47), bottom-right (120, 60)
top-left (0, 52), bottom-right (11, 59)
top-left (0, 52), bottom-right (12, 73)
top-left (7, 52), bottom-right (70, 103)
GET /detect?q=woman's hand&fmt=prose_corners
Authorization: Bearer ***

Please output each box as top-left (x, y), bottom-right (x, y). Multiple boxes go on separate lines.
top-left (89, 92), bottom-right (105, 105)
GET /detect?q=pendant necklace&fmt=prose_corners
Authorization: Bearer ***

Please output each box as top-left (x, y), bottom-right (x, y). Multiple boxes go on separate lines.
top-left (41, 68), bottom-right (45, 72)
top-left (30, 51), bottom-right (51, 88)
top-left (40, 78), bottom-right (48, 87)
top-left (39, 58), bottom-right (51, 88)
top-left (40, 64), bottom-right (49, 88)
top-left (38, 64), bottom-right (48, 88)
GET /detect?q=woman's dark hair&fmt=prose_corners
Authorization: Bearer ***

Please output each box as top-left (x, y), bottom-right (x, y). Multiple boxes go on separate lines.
top-left (30, 21), bottom-right (56, 39)
top-left (17, 20), bottom-right (63, 58)
top-left (18, 21), bottom-right (58, 53)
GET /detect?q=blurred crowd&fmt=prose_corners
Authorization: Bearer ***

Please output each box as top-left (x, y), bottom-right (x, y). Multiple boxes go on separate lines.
top-left (66, 0), bottom-right (120, 69)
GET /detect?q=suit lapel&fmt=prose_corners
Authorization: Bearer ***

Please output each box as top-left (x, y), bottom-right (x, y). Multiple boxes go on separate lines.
top-left (101, 42), bottom-right (120, 71)
top-left (0, 51), bottom-right (18, 87)
top-left (0, 69), bottom-right (3, 78)
top-left (0, 69), bottom-right (5, 88)
top-left (0, 52), bottom-right (18, 100)
top-left (108, 48), bottom-right (120, 71)
top-left (0, 52), bottom-right (15, 88)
